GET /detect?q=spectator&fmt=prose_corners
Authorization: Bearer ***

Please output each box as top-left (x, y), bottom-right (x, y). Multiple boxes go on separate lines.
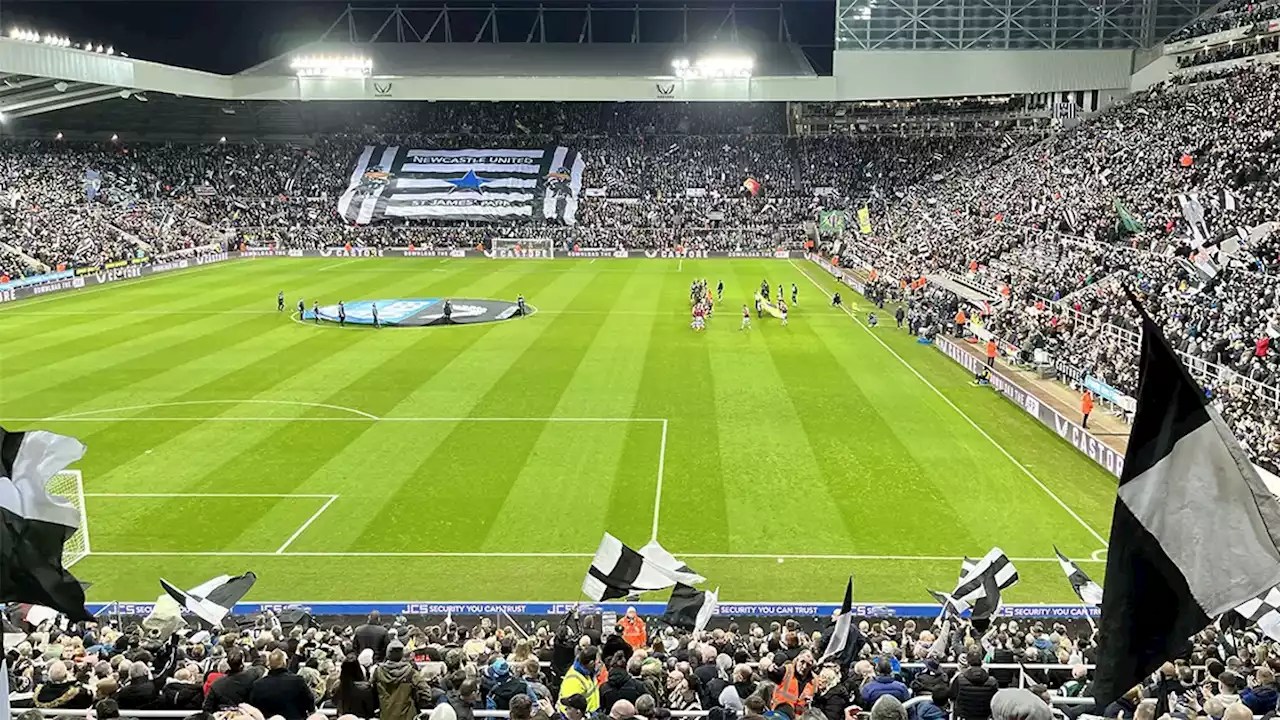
top-left (355, 611), bottom-right (391, 662)
top-left (863, 658), bottom-right (911, 707)
top-left (33, 660), bottom-right (93, 710)
top-left (812, 667), bottom-right (851, 720)
top-left (990, 689), bottom-right (1052, 720)
top-left (952, 650), bottom-right (1000, 720)
top-left (558, 647), bottom-right (601, 713)
top-left (335, 654), bottom-right (379, 719)
top-left (204, 648), bottom-right (260, 712)
top-left (159, 665), bottom-right (205, 711)
top-left (1242, 666), bottom-right (1279, 714)
top-left (373, 640), bottom-right (430, 720)
top-left (249, 648), bottom-right (316, 720)
top-left (602, 652), bottom-right (648, 711)
top-left (116, 660), bottom-right (160, 710)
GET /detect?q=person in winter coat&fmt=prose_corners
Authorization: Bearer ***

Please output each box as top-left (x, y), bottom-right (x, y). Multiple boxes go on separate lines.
top-left (33, 661), bottom-right (93, 710)
top-left (910, 659), bottom-right (949, 697)
top-left (158, 666), bottom-right (205, 711)
top-left (335, 655), bottom-right (379, 719)
top-left (374, 641), bottom-right (431, 720)
top-left (116, 662), bottom-right (161, 710)
top-left (250, 649), bottom-right (316, 720)
top-left (487, 659), bottom-right (532, 711)
top-left (862, 659), bottom-right (910, 708)
top-left (354, 611), bottom-right (392, 662)
top-left (810, 668), bottom-right (850, 720)
top-left (600, 654), bottom-right (648, 711)
top-left (1101, 685), bottom-right (1141, 719)
top-left (449, 679), bottom-right (481, 720)
top-left (910, 689), bottom-right (949, 720)
top-left (204, 648), bottom-right (262, 712)
top-left (719, 664), bottom-right (758, 713)
top-left (1242, 667), bottom-right (1279, 715)
top-left (950, 651), bottom-right (1000, 720)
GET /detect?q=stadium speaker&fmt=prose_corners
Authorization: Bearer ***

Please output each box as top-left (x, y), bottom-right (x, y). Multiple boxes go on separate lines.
top-left (277, 608), bottom-right (314, 631)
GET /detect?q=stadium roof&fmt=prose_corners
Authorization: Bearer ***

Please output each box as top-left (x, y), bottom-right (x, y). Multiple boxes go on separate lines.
top-left (240, 41), bottom-right (817, 78)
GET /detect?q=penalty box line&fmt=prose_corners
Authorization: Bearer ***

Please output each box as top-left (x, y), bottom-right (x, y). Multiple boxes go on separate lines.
top-left (83, 492), bottom-right (341, 555)
top-left (72, 415), bottom-right (670, 552)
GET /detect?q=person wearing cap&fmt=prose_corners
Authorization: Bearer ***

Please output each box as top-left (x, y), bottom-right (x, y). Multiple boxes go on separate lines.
top-left (559, 693), bottom-right (589, 720)
top-left (373, 640), bottom-right (430, 720)
top-left (559, 647), bottom-right (602, 714)
top-left (487, 658), bottom-right (531, 711)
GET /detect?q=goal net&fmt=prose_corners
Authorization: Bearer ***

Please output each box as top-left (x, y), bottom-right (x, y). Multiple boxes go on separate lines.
top-left (48, 470), bottom-right (90, 568)
top-left (492, 238), bottom-right (554, 259)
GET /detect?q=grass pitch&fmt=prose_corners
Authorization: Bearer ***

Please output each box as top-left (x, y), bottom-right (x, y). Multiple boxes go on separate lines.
top-left (0, 257), bottom-right (1117, 604)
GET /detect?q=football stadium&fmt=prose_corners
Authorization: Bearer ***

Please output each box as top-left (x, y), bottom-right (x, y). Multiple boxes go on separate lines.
top-left (3, 0), bottom-right (1280, 716)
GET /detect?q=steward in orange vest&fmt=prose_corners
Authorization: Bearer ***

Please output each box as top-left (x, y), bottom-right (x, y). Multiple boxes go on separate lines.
top-left (985, 340), bottom-right (998, 367)
top-left (1081, 390), bottom-right (1095, 429)
top-left (771, 651), bottom-right (816, 711)
top-left (619, 607), bottom-right (647, 650)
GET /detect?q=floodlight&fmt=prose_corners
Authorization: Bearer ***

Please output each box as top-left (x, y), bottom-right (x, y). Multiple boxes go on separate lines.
top-left (219, 136), bottom-right (227, 143)
top-left (53, 81), bottom-right (69, 92)
top-left (7, 28), bottom-right (18, 39)
top-left (96, 45), bottom-right (104, 53)
top-left (673, 54), bottom-right (754, 79)
top-left (55, 132), bottom-right (63, 140)
top-left (105, 46), bottom-right (113, 55)
top-left (110, 133), bottom-right (118, 142)
top-left (134, 93), bottom-right (148, 102)
top-left (291, 54), bottom-right (373, 78)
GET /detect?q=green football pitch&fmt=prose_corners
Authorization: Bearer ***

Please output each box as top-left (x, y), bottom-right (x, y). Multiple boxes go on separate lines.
top-left (0, 256), bottom-right (1117, 605)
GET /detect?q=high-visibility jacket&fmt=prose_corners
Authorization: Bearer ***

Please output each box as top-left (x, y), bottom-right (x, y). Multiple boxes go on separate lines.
top-left (557, 666), bottom-right (600, 713)
top-left (1081, 391), bottom-right (1095, 415)
top-left (955, 310), bottom-right (967, 325)
top-left (620, 615), bottom-right (647, 649)
top-left (771, 665), bottom-right (814, 711)
top-left (986, 341), bottom-right (998, 359)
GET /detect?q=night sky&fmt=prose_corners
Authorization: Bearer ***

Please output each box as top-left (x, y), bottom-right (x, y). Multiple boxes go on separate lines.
top-left (0, 0), bottom-right (836, 75)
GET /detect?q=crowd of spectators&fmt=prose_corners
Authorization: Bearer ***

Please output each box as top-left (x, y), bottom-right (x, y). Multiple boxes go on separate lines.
top-left (1166, 0), bottom-right (1280, 43)
top-left (6, 606), bottom-right (1280, 720)
top-left (1, 76), bottom-right (1279, 460)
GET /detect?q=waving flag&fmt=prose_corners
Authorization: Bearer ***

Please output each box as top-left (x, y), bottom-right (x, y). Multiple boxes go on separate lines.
top-left (819, 577), bottom-right (864, 664)
top-left (582, 534), bottom-right (704, 601)
top-left (1054, 547), bottom-right (1103, 606)
top-left (0, 429), bottom-right (91, 621)
top-left (952, 549), bottom-right (1019, 628)
top-left (663, 584), bottom-right (719, 632)
top-left (1092, 289), bottom-right (1280, 708)
top-left (338, 146), bottom-right (585, 225)
top-left (160, 572), bottom-right (257, 627)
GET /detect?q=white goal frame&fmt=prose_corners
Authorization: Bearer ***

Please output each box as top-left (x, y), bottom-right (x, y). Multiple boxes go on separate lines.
top-left (491, 238), bottom-right (555, 259)
top-left (49, 469), bottom-right (91, 568)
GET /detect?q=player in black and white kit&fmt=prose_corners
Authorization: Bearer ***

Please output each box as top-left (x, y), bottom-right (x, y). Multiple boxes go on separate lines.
top-left (337, 301), bottom-right (346, 327)
top-left (312, 301), bottom-right (320, 324)
top-left (297, 298), bottom-right (304, 316)
top-left (716, 281), bottom-right (724, 301)
top-left (791, 284), bottom-right (798, 306)
top-left (371, 303), bottom-right (381, 329)
top-left (278, 291), bottom-right (285, 312)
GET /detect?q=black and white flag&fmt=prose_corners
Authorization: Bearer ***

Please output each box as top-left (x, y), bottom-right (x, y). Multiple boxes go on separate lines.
top-left (1228, 585), bottom-right (1280, 642)
top-left (1092, 289), bottom-right (1280, 708)
top-left (0, 429), bottom-right (91, 621)
top-left (952, 548), bottom-right (1019, 627)
top-left (582, 534), bottom-right (704, 601)
top-left (1054, 547), bottom-right (1103, 607)
top-left (160, 572), bottom-right (257, 627)
top-left (1177, 193), bottom-right (1211, 248)
top-left (1063, 208), bottom-right (1080, 231)
top-left (338, 146), bottom-right (586, 226)
top-left (663, 583), bottom-right (718, 632)
top-left (1212, 188), bottom-right (1241, 213)
top-left (819, 577), bottom-right (864, 664)
top-left (927, 588), bottom-right (964, 617)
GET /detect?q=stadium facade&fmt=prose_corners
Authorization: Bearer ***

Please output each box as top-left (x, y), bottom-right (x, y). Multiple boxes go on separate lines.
top-left (0, 0), bottom-right (1211, 130)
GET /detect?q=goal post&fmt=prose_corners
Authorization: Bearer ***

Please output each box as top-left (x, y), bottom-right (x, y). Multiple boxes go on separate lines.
top-left (491, 238), bottom-right (555, 259)
top-left (47, 469), bottom-right (90, 568)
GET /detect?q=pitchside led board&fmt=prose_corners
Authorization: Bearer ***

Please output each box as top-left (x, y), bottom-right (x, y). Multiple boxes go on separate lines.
top-left (338, 146), bottom-right (586, 225)
top-left (301, 298), bottom-right (529, 327)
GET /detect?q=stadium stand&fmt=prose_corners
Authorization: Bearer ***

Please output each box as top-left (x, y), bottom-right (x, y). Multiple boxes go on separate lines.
top-left (1, 607), bottom-right (1270, 720)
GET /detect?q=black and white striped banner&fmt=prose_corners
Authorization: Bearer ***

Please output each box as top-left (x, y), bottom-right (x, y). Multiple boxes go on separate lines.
top-left (337, 146), bottom-right (586, 226)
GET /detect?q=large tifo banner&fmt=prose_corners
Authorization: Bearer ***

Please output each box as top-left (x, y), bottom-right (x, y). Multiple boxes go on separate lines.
top-left (338, 146), bottom-right (586, 226)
